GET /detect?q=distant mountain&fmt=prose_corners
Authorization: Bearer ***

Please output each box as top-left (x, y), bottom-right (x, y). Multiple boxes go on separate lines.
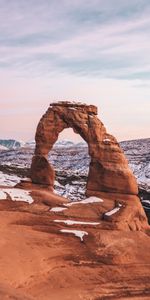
top-left (54, 140), bottom-right (87, 148)
top-left (55, 140), bottom-right (75, 148)
top-left (24, 139), bottom-right (87, 149)
top-left (0, 139), bottom-right (88, 150)
top-left (120, 138), bottom-right (150, 194)
top-left (0, 145), bottom-right (8, 151)
top-left (0, 139), bottom-right (25, 150)
top-left (24, 140), bottom-right (35, 149)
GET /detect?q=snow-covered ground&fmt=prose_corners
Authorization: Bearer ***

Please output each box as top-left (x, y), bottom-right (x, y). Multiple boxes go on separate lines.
top-left (0, 145), bottom-right (8, 151)
top-left (120, 138), bottom-right (150, 194)
top-left (0, 171), bottom-right (21, 186)
top-left (0, 140), bottom-right (89, 200)
top-left (0, 138), bottom-right (149, 203)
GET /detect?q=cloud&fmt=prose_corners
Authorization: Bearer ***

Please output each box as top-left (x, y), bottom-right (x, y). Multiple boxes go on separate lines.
top-left (0, 0), bottom-right (150, 80)
top-left (0, 0), bottom-right (150, 141)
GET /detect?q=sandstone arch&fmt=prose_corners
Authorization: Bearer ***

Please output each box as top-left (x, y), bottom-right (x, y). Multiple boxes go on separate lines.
top-left (31, 101), bottom-right (138, 196)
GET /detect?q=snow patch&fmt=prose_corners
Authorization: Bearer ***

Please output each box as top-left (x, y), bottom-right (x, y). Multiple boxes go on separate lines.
top-left (0, 190), bottom-right (7, 200)
top-left (65, 196), bottom-right (103, 207)
top-left (54, 219), bottom-right (100, 225)
top-left (1, 188), bottom-right (33, 204)
top-left (0, 171), bottom-right (21, 186)
top-left (69, 107), bottom-right (76, 110)
top-left (50, 207), bottom-right (67, 212)
top-left (105, 204), bottom-right (122, 216)
top-left (54, 180), bottom-right (64, 188)
top-left (60, 229), bottom-right (88, 242)
top-left (141, 200), bottom-right (150, 204)
top-left (0, 145), bottom-right (8, 151)
top-left (103, 138), bottom-right (111, 143)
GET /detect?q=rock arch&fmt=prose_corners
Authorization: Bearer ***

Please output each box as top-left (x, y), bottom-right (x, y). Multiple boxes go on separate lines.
top-left (31, 101), bottom-right (138, 196)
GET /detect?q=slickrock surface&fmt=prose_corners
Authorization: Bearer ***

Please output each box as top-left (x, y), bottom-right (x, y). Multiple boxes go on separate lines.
top-left (0, 183), bottom-right (149, 300)
top-left (31, 101), bottom-right (138, 195)
top-left (1, 102), bottom-right (149, 299)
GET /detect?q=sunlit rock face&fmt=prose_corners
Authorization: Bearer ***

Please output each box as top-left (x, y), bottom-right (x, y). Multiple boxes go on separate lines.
top-left (31, 101), bottom-right (138, 195)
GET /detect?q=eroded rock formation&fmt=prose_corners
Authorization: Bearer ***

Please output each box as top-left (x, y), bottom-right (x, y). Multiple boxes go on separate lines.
top-left (31, 101), bottom-right (138, 196)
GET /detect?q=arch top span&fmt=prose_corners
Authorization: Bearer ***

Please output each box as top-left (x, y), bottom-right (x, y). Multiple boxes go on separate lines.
top-left (31, 101), bottom-right (138, 196)
top-left (49, 101), bottom-right (97, 114)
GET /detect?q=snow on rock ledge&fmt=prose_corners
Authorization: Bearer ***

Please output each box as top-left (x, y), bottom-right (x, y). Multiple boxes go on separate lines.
top-left (0, 188), bottom-right (33, 204)
top-left (54, 219), bottom-right (100, 225)
top-left (60, 229), bottom-right (88, 242)
top-left (50, 207), bottom-right (67, 212)
top-left (0, 190), bottom-right (7, 200)
top-left (65, 196), bottom-right (103, 207)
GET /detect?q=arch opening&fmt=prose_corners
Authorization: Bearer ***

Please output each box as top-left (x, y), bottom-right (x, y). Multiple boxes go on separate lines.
top-left (48, 128), bottom-right (90, 201)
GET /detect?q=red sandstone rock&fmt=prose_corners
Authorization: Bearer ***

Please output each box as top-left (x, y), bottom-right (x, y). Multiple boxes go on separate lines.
top-left (31, 101), bottom-right (138, 195)
top-left (0, 101), bottom-right (149, 300)
top-left (0, 184), bottom-right (149, 299)
top-left (31, 155), bottom-right (54, 186)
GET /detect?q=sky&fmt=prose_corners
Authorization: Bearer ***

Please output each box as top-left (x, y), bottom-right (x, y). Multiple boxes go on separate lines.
top-left (0, 0), bottom-right (150, 142)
